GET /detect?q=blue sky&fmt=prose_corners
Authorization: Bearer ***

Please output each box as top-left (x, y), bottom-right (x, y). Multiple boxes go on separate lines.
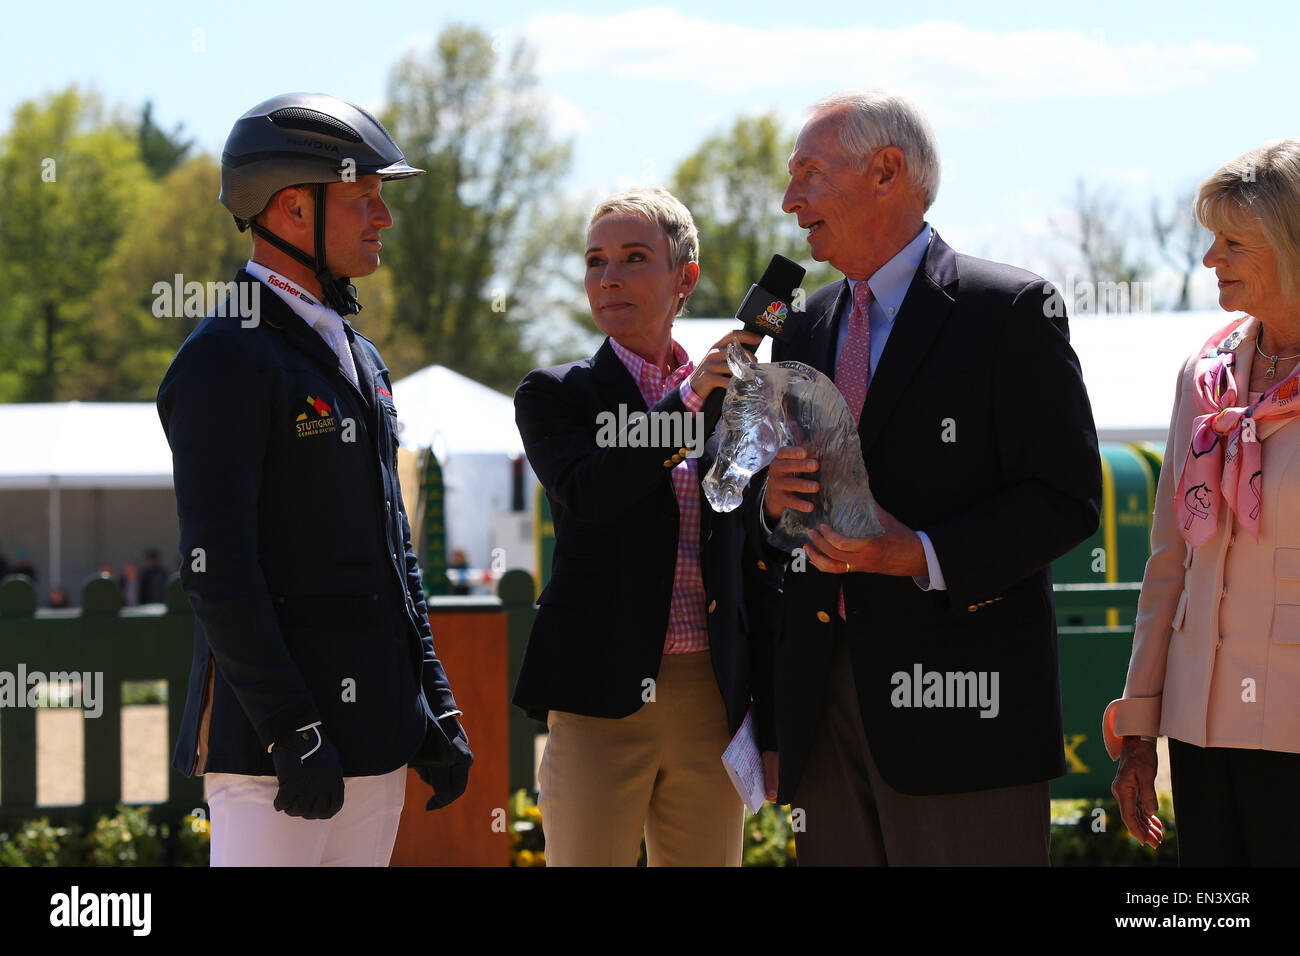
top-left (5, 0), bottom-right (1298, 308)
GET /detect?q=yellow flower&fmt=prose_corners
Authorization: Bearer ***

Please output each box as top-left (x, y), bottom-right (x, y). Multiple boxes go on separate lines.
top-left (524, 805), bottom-right (543, 823)
top-left (786, 839), bottom-right (796, 858)
top-left (516, 849), bottom-right (535, 867)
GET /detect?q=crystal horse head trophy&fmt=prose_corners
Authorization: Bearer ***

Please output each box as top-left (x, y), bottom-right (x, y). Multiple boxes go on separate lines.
top-left (703, 343), bottom-right (884, 553)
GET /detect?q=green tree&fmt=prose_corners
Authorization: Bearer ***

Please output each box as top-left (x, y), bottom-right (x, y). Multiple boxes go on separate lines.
top-left (379, 25), bottom-right (575, 392)
top-left (0, 87), bottom-right (152, 401)
top-left (671, 112), bottom-right (837, 318)
top-left (135, 100), bottom-right (193, 180)
top-left (81, 155), bottom-right (248, 399)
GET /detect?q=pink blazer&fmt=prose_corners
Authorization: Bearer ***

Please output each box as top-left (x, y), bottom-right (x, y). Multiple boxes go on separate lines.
top-left (1103, 315), bottom-right (1300, 758)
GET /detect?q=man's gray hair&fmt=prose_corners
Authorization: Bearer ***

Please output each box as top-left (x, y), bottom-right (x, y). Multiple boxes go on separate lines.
top-left (811, 90), bottom-right (941, 211)
top-left (1197, 138), bottom-right (1300, 301)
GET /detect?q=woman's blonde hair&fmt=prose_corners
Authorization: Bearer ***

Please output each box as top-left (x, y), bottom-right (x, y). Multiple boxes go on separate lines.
top-left (589, 188), bottom-right (699, 315)
top-left (1197, 138), bottom-right (1300, 300)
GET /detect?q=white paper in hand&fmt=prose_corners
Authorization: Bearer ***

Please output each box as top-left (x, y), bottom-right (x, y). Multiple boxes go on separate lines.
top-left (721, 708), bottom-right (766, 814)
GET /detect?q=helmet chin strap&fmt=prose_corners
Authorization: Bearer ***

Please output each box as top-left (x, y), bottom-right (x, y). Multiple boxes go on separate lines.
top-left (246, 183), bottom-right (361, 316)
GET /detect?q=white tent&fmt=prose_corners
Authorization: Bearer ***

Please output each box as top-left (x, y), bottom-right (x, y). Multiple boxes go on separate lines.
top-left (389, 364), bottom-right (522, 455)
top-left (0, 403), bottom-right (176, 593)
top-left (389, 365), bottom-right (533, 577)
top-left (672, 311), bottom-right (1232, 443)
top-left (0, 366), bottom-right (530, 593)
top-left (0, 315), bottom-right (1243, 593)
top-left (0, 402), bottom-right (172, 489)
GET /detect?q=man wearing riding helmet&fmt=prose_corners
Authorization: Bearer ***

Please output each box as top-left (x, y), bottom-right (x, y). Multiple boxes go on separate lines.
top-left (157, 93), bottom-right (472, 866)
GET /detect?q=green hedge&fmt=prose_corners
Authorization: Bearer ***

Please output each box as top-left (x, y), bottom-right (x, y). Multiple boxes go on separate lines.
top-left (1050, 795), bottom-right (1179, 866)
top-left (0, 805), bottom-right (209, 867)
top-left (1, 794), bottom-right (1176, 866)
top-left (508, 790), bottom-right (1178, 867)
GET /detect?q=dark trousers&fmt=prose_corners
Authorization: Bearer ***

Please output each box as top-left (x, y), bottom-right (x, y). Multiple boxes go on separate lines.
top-left (1168, 738), bottom-right (1300, 865)
top-left (791, 629), bottom-right (1050, 866)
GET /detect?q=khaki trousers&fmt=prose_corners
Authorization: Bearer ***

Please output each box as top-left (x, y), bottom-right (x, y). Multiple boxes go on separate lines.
top-left (538, 650), bottom-right (744, 866)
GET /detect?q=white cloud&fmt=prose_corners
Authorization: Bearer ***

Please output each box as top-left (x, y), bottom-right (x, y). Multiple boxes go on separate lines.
top-left (519, 9), bottom-right (1256, 100)
top-left (540, 91), bottom-right (607, 137)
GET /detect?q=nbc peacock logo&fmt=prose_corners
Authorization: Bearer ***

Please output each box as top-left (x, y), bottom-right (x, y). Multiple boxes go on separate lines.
top-left (295, 394), bottom-right (337, 437)
top-left (755, 300), bottom-right (788, 333)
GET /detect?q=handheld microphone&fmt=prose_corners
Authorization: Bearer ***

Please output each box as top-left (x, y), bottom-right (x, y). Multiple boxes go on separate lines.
top-left (703, 255), bottom-right (808, 435)
top-left (736, 254), bottom-right (806, 342)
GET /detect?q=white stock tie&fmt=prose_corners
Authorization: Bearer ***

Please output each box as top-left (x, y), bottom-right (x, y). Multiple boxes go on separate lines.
top-left (315, 313), bottom-right (360, 390)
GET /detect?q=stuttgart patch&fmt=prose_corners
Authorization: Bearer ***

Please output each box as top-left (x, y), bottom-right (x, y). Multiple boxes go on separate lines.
top-left (296, 394), bottom-right (337, 437)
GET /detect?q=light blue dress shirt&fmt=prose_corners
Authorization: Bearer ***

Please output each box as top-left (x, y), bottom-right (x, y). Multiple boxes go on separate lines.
top-left (830, 223), bottom-right (946, 591)
top-left (760, 223), bottom-right (948, 591)
top-left (835, 222), bottom-right (932, 378)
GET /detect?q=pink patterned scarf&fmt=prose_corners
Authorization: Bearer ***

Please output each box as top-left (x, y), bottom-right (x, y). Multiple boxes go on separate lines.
top-left (1176, 317), bottom-right (1300, 547)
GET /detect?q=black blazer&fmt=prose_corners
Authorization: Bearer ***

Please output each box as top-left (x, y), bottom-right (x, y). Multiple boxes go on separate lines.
top-left (513, 340), bottom-right (781, 747)
top-left (158, 270), bottom-right (459, 777)
top-left (757, 232), bottom-right (1102, 800)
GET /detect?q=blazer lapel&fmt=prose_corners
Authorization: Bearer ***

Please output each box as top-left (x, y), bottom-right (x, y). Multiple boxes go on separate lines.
top-left (344, 325), bottom-right (378, 420)
top-left (696, 437), bottom-right (718, 543)
top-left (810, 281), bottom-right (849, 374)
top-left (252, 268), bottom-right (374, 417)
top-left (591, 338), bottom-right (651, 415)
top-left (251, 272), bottom-right (342, 378)
top-left (856, 232), bottom-right (959, 456)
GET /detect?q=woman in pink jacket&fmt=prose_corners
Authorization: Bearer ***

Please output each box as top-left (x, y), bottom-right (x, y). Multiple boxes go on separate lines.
top-left (1106, 139), bottom-right (1300, 864)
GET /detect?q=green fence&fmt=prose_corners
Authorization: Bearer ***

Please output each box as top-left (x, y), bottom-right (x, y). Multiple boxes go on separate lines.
top-left (0, 567), bottom-right (1148, 824)
top-left (500, 572), bottom-right (1148, 800)
top-left (0, 573), bottom-right (201, 829)
top-left (0, 572), bottom-right (539, 831)
top-left (1052, 584), bottom-right (1143, 798)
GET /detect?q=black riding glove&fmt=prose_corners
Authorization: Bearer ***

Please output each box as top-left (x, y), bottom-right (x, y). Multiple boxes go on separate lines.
top-left (410, 715), bottom-right (474, 810)
top-left (270, 722), bottom-right (345, 820)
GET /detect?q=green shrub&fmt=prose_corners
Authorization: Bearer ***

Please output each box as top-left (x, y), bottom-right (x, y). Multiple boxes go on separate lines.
top-left (507, 789), bottom-right (546, 867)
top-left (0, 818), bottom-right (86, 867)
top-left (744, 803), bottom-right (796, 867)
top-left (0, 804), bottom-right (207, 867)
top-left (121, 680), bottom-right (168, 706)
top-left (505, 789), bottom-right (798, 866)
top-left (1050, 795), bottom-right (1178, 866)
top-left (88, 805), bottom-right (166, 866)
top-left (171, 812), bottom-right (211, 867)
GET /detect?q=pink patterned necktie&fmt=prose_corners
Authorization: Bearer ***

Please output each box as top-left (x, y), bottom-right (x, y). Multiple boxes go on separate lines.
top-left (836, 280), bottom-right (872, 423)
top-left (836, 281), bottom-right (872, 619)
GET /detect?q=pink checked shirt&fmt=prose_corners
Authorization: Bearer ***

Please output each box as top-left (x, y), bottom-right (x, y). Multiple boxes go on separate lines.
top-left (609, 338), bottom-right (710, 655)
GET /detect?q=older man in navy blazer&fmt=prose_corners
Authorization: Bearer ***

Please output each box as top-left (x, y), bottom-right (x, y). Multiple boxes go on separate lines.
top-left (756, 90), bottom-right (1101, 865)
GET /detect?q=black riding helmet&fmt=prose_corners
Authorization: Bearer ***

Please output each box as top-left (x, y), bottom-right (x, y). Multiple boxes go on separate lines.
top-left (220, 92), bottom-right (424, 315)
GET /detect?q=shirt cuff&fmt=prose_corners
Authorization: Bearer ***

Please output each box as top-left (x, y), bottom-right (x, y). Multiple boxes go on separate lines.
top-left (679, 379), bottom-right (704, 412)
top-left (912, 530), bottom-right (947, 591)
